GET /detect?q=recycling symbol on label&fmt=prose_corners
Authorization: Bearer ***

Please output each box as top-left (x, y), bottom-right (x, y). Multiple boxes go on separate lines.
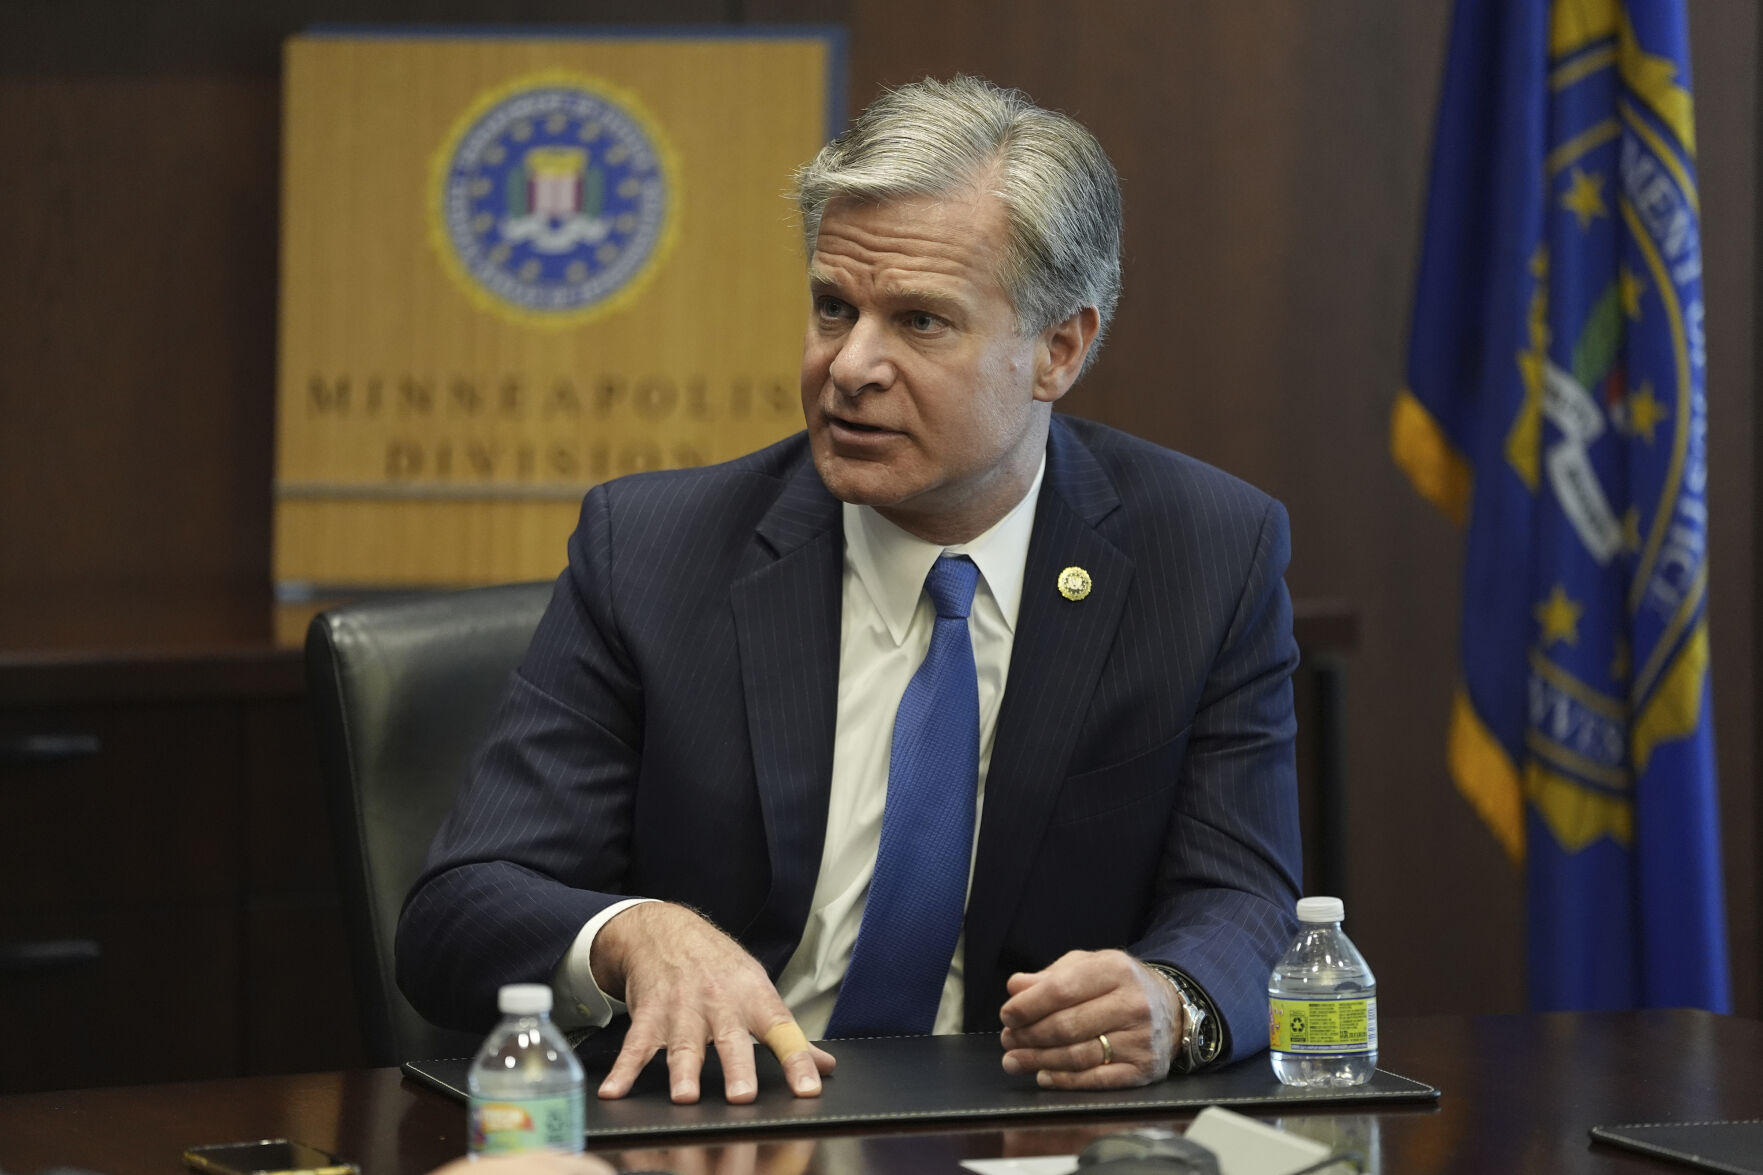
top-left (1290, 1014), bottom-right (1306, 1034)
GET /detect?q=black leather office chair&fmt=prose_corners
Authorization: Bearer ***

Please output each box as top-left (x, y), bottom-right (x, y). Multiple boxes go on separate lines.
top-left (305, 580), bottom-right (554, 1066)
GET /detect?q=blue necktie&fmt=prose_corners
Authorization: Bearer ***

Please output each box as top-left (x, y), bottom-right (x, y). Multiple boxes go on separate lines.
top-left (826, 554), bottom-right (981, 1038)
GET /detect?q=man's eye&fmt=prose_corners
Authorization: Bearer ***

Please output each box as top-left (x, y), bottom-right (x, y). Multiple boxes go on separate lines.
top-left (908, 312), bottom-right (943, 332)
top-left (815, 296), bottom-right (850, 319)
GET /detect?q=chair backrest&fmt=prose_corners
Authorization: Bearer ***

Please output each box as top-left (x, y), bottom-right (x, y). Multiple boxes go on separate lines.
top-left (305, 580), bottom-right (554, 1066)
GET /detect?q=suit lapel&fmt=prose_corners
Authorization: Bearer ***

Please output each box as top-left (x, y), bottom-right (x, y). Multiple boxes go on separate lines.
top-left (729, 458), bottom-right (844, 975)
top-left (963, 419), bottom-right (1132, 1025)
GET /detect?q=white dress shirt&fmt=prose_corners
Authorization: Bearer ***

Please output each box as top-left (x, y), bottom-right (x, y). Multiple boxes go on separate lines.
top-left (553, 458), bottom-right (1045, 1035)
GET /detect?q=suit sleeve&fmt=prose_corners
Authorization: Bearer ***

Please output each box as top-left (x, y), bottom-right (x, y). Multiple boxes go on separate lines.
top-left (1131, 496), bottom-right (1303, 1064)
top-left (396, 485), bottom-right (648, 1031)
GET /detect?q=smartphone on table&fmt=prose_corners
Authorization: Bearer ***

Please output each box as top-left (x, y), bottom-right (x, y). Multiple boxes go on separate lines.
top-left (183, 1138), bottom-right (359, 1175)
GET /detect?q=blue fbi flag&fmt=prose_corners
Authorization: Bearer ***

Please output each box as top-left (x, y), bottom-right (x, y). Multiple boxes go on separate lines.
top-left (1393, 0), bottom-right (1729, 1012)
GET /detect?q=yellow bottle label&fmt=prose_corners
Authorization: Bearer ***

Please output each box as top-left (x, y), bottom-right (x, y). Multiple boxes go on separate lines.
top-left (470, 1094), bottom-right (584, 1154)
top-left (1268, 995), bottom-right (1377, 1054)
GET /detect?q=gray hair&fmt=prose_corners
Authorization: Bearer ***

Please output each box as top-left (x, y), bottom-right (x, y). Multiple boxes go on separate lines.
top-left (792, 75), bottom-right (1123, 372)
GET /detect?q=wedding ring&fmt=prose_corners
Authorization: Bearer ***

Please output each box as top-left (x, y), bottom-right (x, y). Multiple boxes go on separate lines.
top-left (1097, 1032), bottom-right (1113, 1066)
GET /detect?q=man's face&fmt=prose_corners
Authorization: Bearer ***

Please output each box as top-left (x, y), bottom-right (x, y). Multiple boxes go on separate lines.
top-left (800, 187), bottom-right (1079, 544)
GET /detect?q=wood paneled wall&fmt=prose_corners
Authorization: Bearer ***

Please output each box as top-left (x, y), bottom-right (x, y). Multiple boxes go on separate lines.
top-left (2, 0), bottom-right (1756, 1018)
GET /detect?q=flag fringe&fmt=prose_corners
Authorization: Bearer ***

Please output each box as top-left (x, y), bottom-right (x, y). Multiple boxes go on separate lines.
top-left (1448, 687), bottom-right (1526, 863)
top-left (1391, 389), bottom-right (1473, 528)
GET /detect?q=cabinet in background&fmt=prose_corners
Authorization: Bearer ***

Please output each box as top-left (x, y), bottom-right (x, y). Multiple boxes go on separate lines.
top-left (0, 595), bottom-right (365, 1092)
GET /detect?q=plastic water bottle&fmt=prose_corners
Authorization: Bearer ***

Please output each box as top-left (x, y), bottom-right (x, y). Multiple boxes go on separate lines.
top-left (467, 983), bottom-right (586, 1155)
top-left (1268, 896), bottom-right (1377, 1087)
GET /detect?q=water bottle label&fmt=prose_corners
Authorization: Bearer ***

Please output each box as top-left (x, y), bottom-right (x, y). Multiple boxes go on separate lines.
top-left (469, 1093), bottom-right (585, 1154)
top-left (1268, 996), bottom-right (1377, 1054)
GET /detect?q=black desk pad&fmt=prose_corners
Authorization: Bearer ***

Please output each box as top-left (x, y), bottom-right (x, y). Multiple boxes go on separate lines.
top-left (404, 1033), bottom-right (1439, 1140)
top-left (1590, 1120), bottom-right (1763, 1174)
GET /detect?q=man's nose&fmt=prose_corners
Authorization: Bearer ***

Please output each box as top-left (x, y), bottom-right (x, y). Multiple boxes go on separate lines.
top-left (827, 317), bottom-right (894, 396)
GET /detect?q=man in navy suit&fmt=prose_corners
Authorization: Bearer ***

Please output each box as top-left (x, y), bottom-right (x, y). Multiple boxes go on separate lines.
top-left (399, 76), bottom-right (1300, 1106)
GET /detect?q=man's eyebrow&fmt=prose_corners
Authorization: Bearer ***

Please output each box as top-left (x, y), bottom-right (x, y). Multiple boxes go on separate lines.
top-left (882, 286), bottom-right (965, 315)
top-left (806, 268), bottom-right (966, 316)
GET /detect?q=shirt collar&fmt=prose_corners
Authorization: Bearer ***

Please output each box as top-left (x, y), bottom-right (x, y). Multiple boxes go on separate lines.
top-left (844, 455), bottom-right (1046, 646)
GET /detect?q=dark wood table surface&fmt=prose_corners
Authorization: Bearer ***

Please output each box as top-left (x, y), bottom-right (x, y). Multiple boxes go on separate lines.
top-left (2, 1010), bottom-right (1756, 1174)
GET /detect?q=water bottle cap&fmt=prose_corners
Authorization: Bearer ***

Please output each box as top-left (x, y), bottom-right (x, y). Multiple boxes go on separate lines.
top-left (1296, 896), bottom-right (1345, 923)
top-left (497, 983), bottom-right (554, 1015)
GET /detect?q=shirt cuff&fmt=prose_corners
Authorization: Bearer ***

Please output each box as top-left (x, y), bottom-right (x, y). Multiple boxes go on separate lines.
top-left (551, 897), bottom-right (659, 1030)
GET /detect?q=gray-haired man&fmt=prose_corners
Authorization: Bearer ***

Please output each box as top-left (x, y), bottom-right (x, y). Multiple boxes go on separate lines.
top-left (400, 75), bottom-right (1302, 1106)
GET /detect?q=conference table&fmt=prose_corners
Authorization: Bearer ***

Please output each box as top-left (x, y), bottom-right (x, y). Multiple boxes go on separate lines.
top-left (1, 1011), bottom-right (1755, 1174)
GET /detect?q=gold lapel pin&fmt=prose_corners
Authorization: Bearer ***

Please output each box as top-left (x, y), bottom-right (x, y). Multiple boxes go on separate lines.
top-left (1057, 566), bottom-right (1092, 601)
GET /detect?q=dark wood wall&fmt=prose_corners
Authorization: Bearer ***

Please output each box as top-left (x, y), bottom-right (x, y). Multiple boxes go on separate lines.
top-left (2, 0), bottom-right (1757, 1019)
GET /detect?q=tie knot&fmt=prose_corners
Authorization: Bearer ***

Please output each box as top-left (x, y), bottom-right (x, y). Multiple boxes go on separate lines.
top-left (923, 555), bottom-right (980, 620)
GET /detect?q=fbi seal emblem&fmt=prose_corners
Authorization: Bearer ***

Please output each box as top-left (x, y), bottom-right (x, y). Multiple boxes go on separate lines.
top-left (430, 72), bottom-right (677, 327)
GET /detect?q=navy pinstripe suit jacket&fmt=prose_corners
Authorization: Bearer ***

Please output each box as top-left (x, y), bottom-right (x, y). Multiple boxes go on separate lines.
top-left (397, 414), bottom-right (1302, 1063)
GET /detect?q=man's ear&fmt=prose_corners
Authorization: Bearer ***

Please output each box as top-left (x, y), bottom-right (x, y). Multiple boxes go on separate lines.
top-left (1033, 306), bottom-right (1102, 404)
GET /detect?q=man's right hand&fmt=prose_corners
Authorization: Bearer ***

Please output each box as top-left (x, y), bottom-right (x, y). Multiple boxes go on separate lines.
top-left (589, 902), bottom-right (836, 1105)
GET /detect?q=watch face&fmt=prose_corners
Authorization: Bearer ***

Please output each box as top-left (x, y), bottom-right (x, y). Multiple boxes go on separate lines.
top-left (1200, 1023), bottom-right (1224, 1061)
top-left (1177, 990), bottom-right (1218, 1065)
top-left (1196, 1017), bottom-right (1222, 1062)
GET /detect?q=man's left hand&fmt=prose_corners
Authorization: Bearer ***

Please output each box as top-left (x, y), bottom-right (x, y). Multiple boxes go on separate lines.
top-left (997, 949), bottom-right (1183, 1089)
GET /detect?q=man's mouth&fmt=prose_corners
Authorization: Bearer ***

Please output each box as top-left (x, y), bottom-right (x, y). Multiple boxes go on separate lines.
top-left (832, 416), bottom-right (886, 433)
top-left (825, 412), bottom-right (898, 437)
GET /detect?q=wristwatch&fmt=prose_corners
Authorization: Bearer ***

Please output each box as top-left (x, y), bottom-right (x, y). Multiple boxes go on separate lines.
top-left (1146, 962), bottom-right (1224, 1073)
